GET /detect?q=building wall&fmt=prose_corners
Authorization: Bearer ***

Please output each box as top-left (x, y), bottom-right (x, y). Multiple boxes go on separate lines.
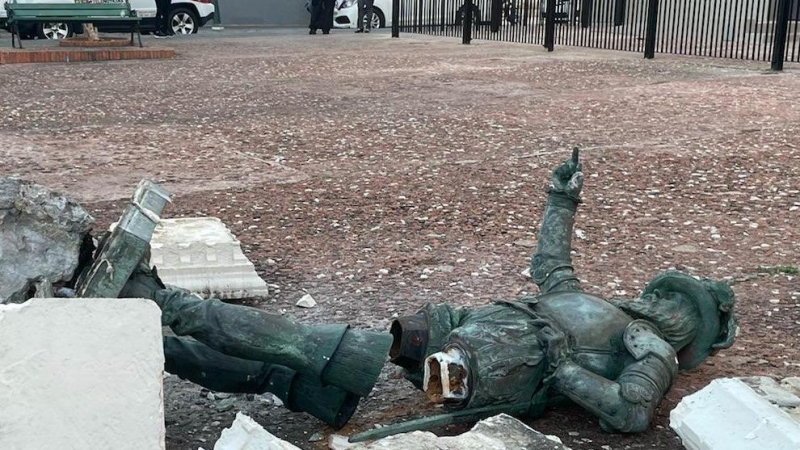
top-left (220, 0), bottom-right (310, 26)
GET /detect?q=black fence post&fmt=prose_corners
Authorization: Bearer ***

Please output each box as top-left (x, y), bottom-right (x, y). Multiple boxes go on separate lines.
top-left (643, 0), bottom-right (658, 59)
top-left (490, 0), bottom-right (501, 33)
top-left (392, 0), bottom-right (400, 37)
top-left (462, 0), bottom-right (473, 44)
top-left (414, 0), bottom-right (422, 33)
top-left (772, 0), bottom-right (792, 71)
top-left (544, 0), bottom-right (555, 51)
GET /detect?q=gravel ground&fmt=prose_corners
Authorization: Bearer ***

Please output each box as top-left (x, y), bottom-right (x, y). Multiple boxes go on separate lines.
top-left (2, 28), bottom-right (799, 450)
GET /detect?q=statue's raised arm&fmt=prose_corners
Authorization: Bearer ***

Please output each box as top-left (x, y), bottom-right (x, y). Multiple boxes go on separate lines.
top-left (531, 147), bottom-right (584, 293)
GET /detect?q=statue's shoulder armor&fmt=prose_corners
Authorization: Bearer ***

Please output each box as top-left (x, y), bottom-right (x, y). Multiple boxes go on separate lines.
top-left (623, 320), bottom-right (677, 364)
top-left (534, 292), bottom-right (633, 343)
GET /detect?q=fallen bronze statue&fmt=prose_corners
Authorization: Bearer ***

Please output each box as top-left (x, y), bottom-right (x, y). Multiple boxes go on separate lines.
top-left (1, 148), bottom-right (737, 442)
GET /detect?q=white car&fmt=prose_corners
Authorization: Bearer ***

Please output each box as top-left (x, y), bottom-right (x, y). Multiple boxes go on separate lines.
top-left (333, 0), bottom-right (391, 29)
top-left (1, 0), bottom-right (215, 40)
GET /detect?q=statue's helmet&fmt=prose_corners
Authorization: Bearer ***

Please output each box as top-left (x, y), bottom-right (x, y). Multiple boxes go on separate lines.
top-left (641, 271), bottom-right (737, 370)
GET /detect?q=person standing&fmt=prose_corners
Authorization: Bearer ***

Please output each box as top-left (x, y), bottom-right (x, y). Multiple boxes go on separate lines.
top-left (153, 0), bottom-right (172, 38)
top-left (309, 0), bottom-right (335, 34)
top-left (355, 0), bottom-right (374, 32)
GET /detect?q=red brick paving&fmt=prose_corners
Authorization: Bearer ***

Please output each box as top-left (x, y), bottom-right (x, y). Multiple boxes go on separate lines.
top-left (0, 47), bottom-right (174, 64)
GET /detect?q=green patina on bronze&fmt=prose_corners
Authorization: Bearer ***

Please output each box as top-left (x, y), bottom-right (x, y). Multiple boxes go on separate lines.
top-left (109, 149), bottom-right (736, 438)
top-left (164, 336), bottom-right (361, 428)
top-left (369, 148), bottom-right (738, 442)
top-left (94, 180), bottom-right (392, 429)
top-left (76, 180), bottom-right (171, 298)
top-left (122, 269), bottom-right (392, 428)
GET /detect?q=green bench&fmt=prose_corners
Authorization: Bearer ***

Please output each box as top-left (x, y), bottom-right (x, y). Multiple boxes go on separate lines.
top-left (5, 2), bottom-right (142, 49)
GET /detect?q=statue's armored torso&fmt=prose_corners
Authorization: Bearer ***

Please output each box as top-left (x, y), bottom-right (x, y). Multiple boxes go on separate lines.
top-left (531, 292), bottom-right (635, 379)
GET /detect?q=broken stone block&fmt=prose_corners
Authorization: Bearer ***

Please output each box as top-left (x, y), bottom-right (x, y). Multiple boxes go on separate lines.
top-left (329, 434), bottom-right (357, 450)
top-left (460, 414), bottom-right (569, 449)
top-left (296, 293), bottom-right (317, 308)
top-left (738, 376), bottom-right (800, 425)
top-left (214, 412), bottom-right (301, 450)
top-left (0, 298), bottom-right (165, 450)
top-left (76, 180), bottom-right (171, 298)
top-left (739, 376), bottom-right (800, 408)
top-left (783, 377), bottom-right (800, 395)
top-left (0, 178), bottom-right (94, 304)
top-left (670, 378), bottom-right (800, 450)
top-left (150, 217), bottom-right (269, 299)
top-left (343, 414), bottom-right (571, 449)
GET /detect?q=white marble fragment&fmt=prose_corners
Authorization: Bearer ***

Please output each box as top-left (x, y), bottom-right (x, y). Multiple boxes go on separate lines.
top-left (0, 298), bottom-right (165, 450)
top-left (296, 294), bottom-right (317, 308)
top-left (214, 413), bottom-right (301, 450)
top-left (671, 378), bottom-right (800, 450)
top-left (150, 217), bottom-right (269, 299)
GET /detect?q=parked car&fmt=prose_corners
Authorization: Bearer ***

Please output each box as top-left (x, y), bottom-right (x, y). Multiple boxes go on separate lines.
top-left (0, 0), bottom-right (214, 40)
top-left (333, 0), bottom-right (391, 29)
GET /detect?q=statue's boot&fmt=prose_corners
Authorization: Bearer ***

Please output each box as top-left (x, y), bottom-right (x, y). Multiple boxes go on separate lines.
top-left (121, 264), bottom-right (392, 402)
top-left (164, 336), bottom-right (360, 428)
top-left (152, 289), bottom-right (391, 399)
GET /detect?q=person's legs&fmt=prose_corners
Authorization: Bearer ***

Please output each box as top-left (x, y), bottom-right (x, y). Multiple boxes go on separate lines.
top-left (309, 0), bottom-right (324, 33)
top-left (154, 0), bottom-right (171, 36)
top-left (356, 0), bottom-right (366, 31)
top-left (164, 336), bottom-right (361, 427)
top-left (363, 0), bottom-right (374, 30)
top-left (321, 0), bottom-right (335, 33)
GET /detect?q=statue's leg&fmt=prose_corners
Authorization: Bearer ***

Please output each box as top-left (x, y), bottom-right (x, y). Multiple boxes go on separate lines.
top-left (422, 304), bottom-right (547, 410)
top-left (164, 336), bottom-right (360, 428)
top-left (152, 289), bottom-right (391, 398)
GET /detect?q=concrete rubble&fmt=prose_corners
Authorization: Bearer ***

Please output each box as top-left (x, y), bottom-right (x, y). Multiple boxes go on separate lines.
top-left (0, 298), bottom-right (165, 450)
top-left (213, 412), bottom-right (301, 450)
top-left (739, 376), bottom-right (800, 423)
top-left (670, 378), bottom-right (800, 450)
top-left (739, 375), bottom-right (800, 406)
top-left (330, 414), bottom-right (571, 450)
top-left (296, 293), bottom-right (317, 308)
top-left (150, 217), bottom-right (270, 300)
top-left (0, 178), bottom-right (94, 304)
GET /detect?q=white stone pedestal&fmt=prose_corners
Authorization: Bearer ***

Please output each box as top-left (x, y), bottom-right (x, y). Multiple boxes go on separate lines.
top-left (670, 378), bottom-right (800, 450)
top-left (150, 217), bottom-right (269, 299)
top-left (0, 298), bottom-right (165, 450)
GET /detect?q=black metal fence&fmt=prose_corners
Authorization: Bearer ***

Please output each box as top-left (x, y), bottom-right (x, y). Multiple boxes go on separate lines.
top-left (392, 0), bottom-right (800, 69)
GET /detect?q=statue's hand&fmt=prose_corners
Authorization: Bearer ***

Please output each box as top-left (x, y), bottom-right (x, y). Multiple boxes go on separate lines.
top-left (537, 325), bottom-right (571, 377)
top-left (549, 147), bottom-right (583, 201)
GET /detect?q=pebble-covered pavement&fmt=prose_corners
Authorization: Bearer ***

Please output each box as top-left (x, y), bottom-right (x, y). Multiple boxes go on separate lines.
top-left (2, 27), bottom-right (799, 450)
